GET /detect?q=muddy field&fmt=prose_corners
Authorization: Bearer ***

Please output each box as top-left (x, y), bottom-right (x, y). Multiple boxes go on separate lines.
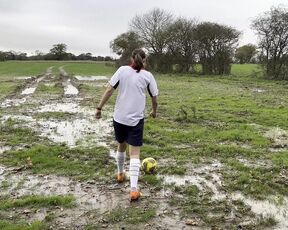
top-left (0, 65), bottom-right (287, 230)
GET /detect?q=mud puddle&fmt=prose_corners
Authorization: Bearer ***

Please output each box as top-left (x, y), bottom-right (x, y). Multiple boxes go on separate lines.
top-left (265, 127), bottom-right (288, 150)
top-left (59, 67), bottom-right (80, 96)
top-left (21, 87), bottom-right (37, 95)
top-left (0, 98), bottom-right (27, 108)
top-left (63, 79), bottom-right (79, 96)
top-left (38, 100), bottom-right (100, 116)
top-left (0, 165), bottom-right (125, 227)
top-left (1, 95), bottom-right (113, 148)
top-left (2, 111), bottom-right (112, 147)
top-left (14, 76), bottom-right (33, 80)
top-left (20, 75), bottom-right (46, 95)
top-left (74, 76), bottom-right (108, 81)
top-left (161, 162), bottom-right (288, 229)
top-left (0, 164), bottom-right (188, 229)
top-left (38, 101), bottom-right (83, 113)
top-left (232, 192), bottom-right (288, 229)
top-left (0, 145), bottom-right (12, 154)
top-left (252, 88), bottom-right (266, 93)
top-left (37, 118), bottom-right (112, 147)
top-left (237, 157), bottom-right (271, 168)
top-left (162, 162), bottom-right (225, 200)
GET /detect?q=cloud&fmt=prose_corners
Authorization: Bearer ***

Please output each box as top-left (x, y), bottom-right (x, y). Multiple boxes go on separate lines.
top-left (0, 0), bottom-right (286, 55)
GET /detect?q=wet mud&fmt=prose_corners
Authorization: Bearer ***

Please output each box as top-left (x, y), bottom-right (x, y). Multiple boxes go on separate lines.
top-left (1, 68), bottom-right (287, 229)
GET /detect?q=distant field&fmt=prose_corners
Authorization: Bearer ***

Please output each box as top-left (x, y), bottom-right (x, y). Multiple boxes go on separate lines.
top-left (0, 61), bottom-right (264, 77)
top-left (0, 61), bottom-right (116, 77)
top-left (63, 62), bottom-right (115, 76)
top-left (0, 61), bottom-right (62, 76)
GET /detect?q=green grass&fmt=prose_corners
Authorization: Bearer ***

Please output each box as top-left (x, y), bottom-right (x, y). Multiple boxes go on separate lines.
top-left (34, 111), bottom-right (73, 120)
top-left (63, 62), bottom-right (115, 76)
top-left (0, 144), bottom-right (114, 181)
top-left (104, 206), bottom-right (156, 224)
top-left (221, 158), bottom-right (288, 199)
top-left (0, 61), bottom-right (62, 77)
top-left (0, 62), bottom-right (287, 228)
top-left (231, 64), bottom-right (263, 77)
top-left (271, 151), bottom-right (288, 168)
top-left (0, 195), bottom-right (75, 210)
top-left (140, 71), bottom-right (288, 200)
top-left (0, 61), bottom-right (116, 77)
top-left (35, 82), bottom-right (64, 95)
top-left (0, 82), bottom-right (24, 99)
top-left (0, 181), bottom-right (10, 190)
top-left (169, 186), bottom-right (256, 229)
top-left (0, 220), bottom-right (46, 230)
top-left (140, 174), bottom-right (163, 190)
top-left (0, 118), bottom-right (43, 146)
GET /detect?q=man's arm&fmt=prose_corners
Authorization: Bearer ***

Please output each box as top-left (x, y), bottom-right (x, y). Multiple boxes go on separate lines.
top-left (95, 84), bottom-right (115, 119)
top-left (150, 96), bottom-right (158, 118)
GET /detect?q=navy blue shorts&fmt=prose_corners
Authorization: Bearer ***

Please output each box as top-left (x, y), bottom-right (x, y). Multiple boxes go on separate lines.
top-left (113, 119), bottom-right (144, 146)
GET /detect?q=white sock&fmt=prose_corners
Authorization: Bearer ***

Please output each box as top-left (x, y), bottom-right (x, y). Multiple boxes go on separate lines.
top-left (116, 151), bottom-right (126, 174)
top-left (129, 158), bottom-right (140, 191)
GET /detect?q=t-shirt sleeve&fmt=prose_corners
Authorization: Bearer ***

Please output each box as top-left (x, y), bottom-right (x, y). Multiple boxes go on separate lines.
top-left (108, 67), bottom-right (122, 88)
top-left (148, 74), bottom-right (159, 97)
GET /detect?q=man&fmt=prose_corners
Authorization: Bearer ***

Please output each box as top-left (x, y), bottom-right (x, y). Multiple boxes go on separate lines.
top-left (95, 48), bottom-right (158, 201)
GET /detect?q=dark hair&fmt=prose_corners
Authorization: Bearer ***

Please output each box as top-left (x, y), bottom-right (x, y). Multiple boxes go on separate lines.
top-left (132, 49), bottom-right (146, 73)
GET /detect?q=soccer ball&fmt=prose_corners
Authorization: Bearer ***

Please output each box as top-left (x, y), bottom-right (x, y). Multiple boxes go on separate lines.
top-left (141, 157), bottom-right (157, 174)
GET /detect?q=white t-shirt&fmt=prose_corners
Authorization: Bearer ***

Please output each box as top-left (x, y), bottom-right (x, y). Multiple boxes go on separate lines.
top-left (108, 66), bottom-right (158, 126)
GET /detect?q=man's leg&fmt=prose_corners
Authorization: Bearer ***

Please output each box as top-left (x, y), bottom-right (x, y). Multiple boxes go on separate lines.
top-left (116, 142), bottom-right (127, 182)
top-left (129, 146), bottom-right (141, 192)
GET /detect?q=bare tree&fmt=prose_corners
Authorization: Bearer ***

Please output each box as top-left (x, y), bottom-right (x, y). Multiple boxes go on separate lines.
top-left (251, 6), bottom-right (288, 79)
top-left (130, 8), bottom-right (173, 71)
top-left (166, 18), bottom-right (198, 73)
top-left (194, 22), bottom-right (240, 75)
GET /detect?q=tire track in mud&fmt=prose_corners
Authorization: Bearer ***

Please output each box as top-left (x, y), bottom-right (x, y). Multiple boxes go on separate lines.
top-left (21, 67), bottom-right (53, 95)
top-left (0, 67), bottom-right (54, 108)
top-left (60, 66), bottom-right (79, 96)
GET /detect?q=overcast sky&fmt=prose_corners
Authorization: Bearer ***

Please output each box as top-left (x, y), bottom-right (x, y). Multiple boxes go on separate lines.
top-left (0, 0), bottom-right (286, 56)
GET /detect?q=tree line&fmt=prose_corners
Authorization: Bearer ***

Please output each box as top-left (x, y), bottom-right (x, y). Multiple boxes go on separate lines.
top-left (1, 6), bottom-right (287, 80)
top-left (111, 6), bottom-right (288, 79)
top-left (0, 43), bottom-right (114, 62)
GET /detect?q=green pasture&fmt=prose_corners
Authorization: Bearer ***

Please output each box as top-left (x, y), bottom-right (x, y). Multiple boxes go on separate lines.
top-left (0, 61), bottom-right (287, 229)
top-left (0, 61), bottom-right (115, 77)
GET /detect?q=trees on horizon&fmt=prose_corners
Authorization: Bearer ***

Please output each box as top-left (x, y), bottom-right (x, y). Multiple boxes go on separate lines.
top-left (0, 45), bottom-right (114, 62)
top-left (112, 8), bottom-right (241, 75)
top-left (111, 5), bottom-right (288, 79)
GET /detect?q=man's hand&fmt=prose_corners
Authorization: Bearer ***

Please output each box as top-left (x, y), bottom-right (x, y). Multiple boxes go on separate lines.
top-left (95, 109), bottom-right (102, 119)
top-left (95, 85), bottom-right (114, 120)
top-left (150, 111), bottom-right (156, 118)
top-left (150, 96), bottom-right (158, 119)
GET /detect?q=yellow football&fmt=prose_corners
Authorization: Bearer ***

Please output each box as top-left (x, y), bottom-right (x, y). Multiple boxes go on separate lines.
top-left (141, 157), bottom-right (157, 174)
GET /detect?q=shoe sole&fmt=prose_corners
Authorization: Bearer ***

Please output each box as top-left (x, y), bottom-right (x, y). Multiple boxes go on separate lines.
top-left (130, 192), bottom-right (142, 202)
top-left (116, 173), bottom-right (126, 183)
